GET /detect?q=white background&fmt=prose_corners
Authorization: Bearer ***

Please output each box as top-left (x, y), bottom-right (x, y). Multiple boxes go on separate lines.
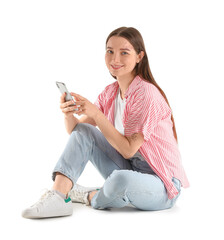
top-left (0, 0), bottom-right (223, 239)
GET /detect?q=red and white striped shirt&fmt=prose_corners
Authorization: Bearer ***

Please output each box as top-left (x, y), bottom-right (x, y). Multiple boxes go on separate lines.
top-left (94, 75), bottom-right (189, 199)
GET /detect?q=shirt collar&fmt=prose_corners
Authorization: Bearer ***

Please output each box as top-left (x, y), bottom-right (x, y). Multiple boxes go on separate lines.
top-left (111, 75), bottom-right (142, 100)
top-left (124, 75), bottom-right (142, 98)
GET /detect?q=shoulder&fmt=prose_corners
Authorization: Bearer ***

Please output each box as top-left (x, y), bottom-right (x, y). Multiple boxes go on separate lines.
top-left (135, 77), bottom-right (171, 112)
top-left (100, 81), bottom-right (118, 97)
top-left (130, 77), bottom-right (163, 103)
top-left (140, 79), bottom-right (163, 100)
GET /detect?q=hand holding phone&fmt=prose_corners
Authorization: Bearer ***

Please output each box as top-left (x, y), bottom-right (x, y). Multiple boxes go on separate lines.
top-left (56, 82), bottom-right (79, 115)
top-left (56, 81), bottom-right (74, 103)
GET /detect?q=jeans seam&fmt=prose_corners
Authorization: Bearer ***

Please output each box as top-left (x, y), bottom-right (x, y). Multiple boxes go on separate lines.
top-left (93, 189), bottom-right (166, 209)
top-left (94, 194), bottom-right (128, 209)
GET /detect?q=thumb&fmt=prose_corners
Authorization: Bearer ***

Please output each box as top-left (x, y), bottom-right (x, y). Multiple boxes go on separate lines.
top-left (71, 92), bottom-right (85, 101)
top-left (70, 92), bottom-right (80, 101)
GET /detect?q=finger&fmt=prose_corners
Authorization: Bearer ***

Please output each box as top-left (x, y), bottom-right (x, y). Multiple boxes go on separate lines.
top-left (60, 100), bottom-right (75, 109)
top-left (71, 95), bottom-right (79, 101)
top-left (71, 92), bottom-right (85, 101)
top-left (62, 105), bottom-right (79, 113)
top-left (74, 106), bottom-right (85, 114)
top-left (60, 100), bottom-right (74, 109)
top-left (74, 100), bottom-right (85, 106)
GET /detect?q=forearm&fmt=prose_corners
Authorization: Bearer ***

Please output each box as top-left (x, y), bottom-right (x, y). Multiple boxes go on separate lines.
top-left (94, 111), bottom-right (131, 159)
top-left (69, 92), bottom-right (143, 158)
top-left (64, 115), bottom-right (79, 134)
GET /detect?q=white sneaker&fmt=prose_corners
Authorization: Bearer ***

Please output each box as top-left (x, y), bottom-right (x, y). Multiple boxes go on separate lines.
top-left (69, 184), bottom-right (100, 206)
top-left (22, 190), bottom-right (73, 219)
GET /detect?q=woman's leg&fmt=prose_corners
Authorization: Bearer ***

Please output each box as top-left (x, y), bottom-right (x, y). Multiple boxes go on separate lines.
top-left (23, 122), bottom-right (132, 219)
top-left (91, 169), bottom-right (181, 211)
top-left (52, 123), bottom-right (132, 195)
top-left (53, 173), bottom-right (73, 195)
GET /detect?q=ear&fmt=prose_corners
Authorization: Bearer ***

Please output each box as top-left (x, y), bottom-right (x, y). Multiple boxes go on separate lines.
top-left (136, 51), bottom-right (145, 63)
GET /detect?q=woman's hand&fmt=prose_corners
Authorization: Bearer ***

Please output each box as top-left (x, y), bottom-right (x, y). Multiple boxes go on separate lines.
top-left (70, 92), bottom-right (100, 119)
top-left (60, 92), bottom-right (78, 118)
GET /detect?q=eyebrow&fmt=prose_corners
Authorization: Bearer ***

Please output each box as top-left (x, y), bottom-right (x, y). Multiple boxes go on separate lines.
top-left (107, 46), bottom-right (131, 51)
top-left (120, 48), bottom-right (131, 51)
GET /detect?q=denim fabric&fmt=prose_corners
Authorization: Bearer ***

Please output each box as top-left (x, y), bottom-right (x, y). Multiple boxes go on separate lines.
top-left (52, 123), bottom-right (181, 211)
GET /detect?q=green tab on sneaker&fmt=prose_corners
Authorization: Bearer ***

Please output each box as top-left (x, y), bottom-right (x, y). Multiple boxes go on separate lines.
top-left (64, 197), bottom-right (71, 203)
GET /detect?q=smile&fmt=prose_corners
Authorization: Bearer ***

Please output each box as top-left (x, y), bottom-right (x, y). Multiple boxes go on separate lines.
top-left (111, 64), bottom-right (124, 70)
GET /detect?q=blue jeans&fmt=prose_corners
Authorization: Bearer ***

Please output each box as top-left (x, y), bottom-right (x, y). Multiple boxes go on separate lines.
top-left (52, 123), bottom-right (181, 211)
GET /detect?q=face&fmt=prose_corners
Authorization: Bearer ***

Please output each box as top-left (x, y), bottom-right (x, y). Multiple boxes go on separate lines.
top-left (105, 36), bottom-right (143, 80)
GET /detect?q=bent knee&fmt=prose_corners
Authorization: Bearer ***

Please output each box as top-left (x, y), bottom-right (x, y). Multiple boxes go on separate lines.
top-left (71, 123), bottom-right (95, 138)
top-left (103, 170), bottom-right (131, 198)
top-left (73, 123), bottom-right (93, 133)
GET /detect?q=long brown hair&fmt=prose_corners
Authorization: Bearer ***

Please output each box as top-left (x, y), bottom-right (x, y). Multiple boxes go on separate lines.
top-left (106, 27), bottom-right (178, 142)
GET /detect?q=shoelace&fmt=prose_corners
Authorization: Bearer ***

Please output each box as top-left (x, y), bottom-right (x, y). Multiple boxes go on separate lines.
top-left (71, 186), bottom-right (89, 204)
top-left (31, 190), bottom-right (54, 207)
top-left (70, 188), bottom-right (87, 202)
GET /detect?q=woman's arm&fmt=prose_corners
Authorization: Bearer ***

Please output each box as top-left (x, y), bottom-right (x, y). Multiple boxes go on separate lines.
top-left (72, 93), bottom-right (144, 159)
top-left (94, 110), bottom-right (144, 159)
top-left (64, 115), bottom-right (79, 134)
top-left (60, 92), bottom-right (96, 134)
top-left (64, 115), bottom-right (96, 134)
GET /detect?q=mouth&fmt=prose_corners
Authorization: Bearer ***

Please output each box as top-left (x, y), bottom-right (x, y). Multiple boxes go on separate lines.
top-left (111, 64), bottom-right (124, 70)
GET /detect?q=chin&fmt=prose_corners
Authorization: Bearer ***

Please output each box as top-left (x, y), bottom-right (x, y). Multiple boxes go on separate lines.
top-left (109, 71), bottom-right (119, 78)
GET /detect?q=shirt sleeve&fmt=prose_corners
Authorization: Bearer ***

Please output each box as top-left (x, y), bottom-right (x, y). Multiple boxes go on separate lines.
top-left (94, 89), bottom-right (105, 113)
top-left (124, 91), bottom-right (171, 141)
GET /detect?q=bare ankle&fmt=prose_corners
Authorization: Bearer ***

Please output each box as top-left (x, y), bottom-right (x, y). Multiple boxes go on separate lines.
top-left (53, 173), bottom-right (73, 195)
top-left (88, 190), bottom-right (98, 204)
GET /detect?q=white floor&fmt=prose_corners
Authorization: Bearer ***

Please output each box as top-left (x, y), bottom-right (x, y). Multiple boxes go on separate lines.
top-left (2, 184), bottom-right (222, 240)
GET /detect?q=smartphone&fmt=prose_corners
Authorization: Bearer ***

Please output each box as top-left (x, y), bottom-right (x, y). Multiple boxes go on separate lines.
top-left (56, 81), bottom-right (78, 109)
top-left (56, 81), bottom-right (73, 101)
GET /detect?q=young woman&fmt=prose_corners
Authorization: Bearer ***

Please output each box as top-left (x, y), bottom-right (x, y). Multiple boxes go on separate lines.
top-left (22, 27), bottom-right (189, 218)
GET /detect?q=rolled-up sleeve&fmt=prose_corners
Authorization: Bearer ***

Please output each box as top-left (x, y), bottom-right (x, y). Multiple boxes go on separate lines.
top-left (94, 90), bottom-right (105, 113)
top-left (125, 91), bottom-right (171, 142)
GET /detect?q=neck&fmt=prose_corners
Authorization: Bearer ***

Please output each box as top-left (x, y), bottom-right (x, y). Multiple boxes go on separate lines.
top-left (117, 73), bottom-right (135, 99)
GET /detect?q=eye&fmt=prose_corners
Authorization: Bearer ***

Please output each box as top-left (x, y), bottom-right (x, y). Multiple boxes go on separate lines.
top-left (107, 50), bottom-right (113, 54)
top-left (121, 51), bottom-right (128, 55)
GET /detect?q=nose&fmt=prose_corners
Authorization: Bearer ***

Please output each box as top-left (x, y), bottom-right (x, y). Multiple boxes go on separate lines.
top-left (112, 52), bottom-right (120, 63)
